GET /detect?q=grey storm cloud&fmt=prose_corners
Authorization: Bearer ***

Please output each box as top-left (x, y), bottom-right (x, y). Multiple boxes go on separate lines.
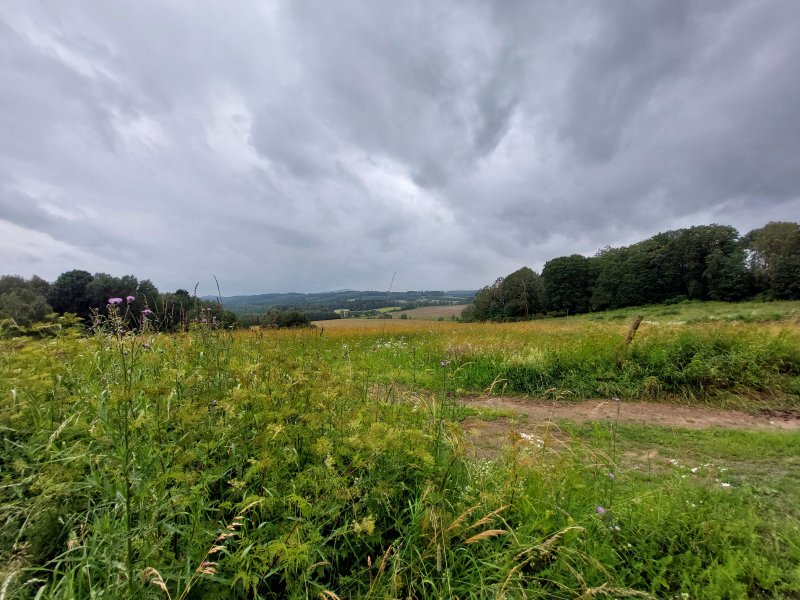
top-left (1, 1), bottom-right (799, 294)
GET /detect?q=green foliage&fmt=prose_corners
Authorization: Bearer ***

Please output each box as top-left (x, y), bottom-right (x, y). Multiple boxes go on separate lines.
top-left (772, 252), bottom-right (800, 299)
top-left (0, 276), bottom-right (53, 332)
top-left (542, 254), bottom-right (591, 314)
top-left (47, 269), bottom-right (94, 317)
top-left (745, 221), bottom-right (800, 295)
top-left (468, 222), bottom-right (800, 321)
top-left (467, 277), bottom-right (505, 322)
top-left (468, 268), bottom-right (545, 322)
top-left (0, 289), bottom-right (52, 328)
top-left (264, 309), bottom-right (313, 328)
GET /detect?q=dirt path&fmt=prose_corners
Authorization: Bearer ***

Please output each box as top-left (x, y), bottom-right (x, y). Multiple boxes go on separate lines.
top-left (462, 397), bottom-right (800, 431)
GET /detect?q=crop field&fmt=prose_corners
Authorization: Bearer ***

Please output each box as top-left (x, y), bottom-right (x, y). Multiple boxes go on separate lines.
top-left (2, 302), bottom-right (800, 598)
top-left (390, 305), bottom-right (466, 320)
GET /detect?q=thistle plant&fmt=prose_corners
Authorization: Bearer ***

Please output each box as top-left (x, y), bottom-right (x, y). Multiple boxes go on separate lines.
top-left (90, 296), bottom-right (149, 596)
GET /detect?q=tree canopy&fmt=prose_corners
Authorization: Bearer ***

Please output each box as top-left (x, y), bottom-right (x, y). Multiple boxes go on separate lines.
top-left (464, 221), bottom-right (800, 322)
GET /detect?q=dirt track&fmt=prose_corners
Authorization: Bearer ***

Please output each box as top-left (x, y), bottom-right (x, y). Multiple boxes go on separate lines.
top-left (461, 397), bottom-right (800, 431)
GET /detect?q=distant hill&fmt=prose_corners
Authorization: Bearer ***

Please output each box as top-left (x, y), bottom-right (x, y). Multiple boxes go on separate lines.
top-left (205, 289), bottom-right (476, 315)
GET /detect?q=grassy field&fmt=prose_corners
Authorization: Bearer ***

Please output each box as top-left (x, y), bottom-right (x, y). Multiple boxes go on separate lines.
top-left (2, 301), bottom-right (800, 598)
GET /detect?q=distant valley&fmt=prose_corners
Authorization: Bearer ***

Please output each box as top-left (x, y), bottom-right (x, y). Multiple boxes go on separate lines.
top-left (205, 289), bottom-right (476, 318)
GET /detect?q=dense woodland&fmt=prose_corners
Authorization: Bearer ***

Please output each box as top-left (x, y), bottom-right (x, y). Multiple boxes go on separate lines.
top-left (463, 221), bottom-right (800, 321)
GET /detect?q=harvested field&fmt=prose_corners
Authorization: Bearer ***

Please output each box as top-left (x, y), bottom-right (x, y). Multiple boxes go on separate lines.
top-left (312, 317), bottom-right (445, 330)
top-left (391, 304), bottom-right (466, 319)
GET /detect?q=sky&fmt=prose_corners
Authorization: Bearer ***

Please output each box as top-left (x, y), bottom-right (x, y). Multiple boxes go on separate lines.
top-left (1, 1), bottom-right (799, 295)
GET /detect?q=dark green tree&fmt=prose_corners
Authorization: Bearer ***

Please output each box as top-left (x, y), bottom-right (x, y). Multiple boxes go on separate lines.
top-left (469, 278), bottom-right (505, 321)
top-left (589, 247), bottom-right (624, 311)
top-left (542, 255), bottom-right (591, 314)
top-left (0, 275), bottom-right (28, 295)
top-left (666, 225), bottom-right (741, 300)
top-left (704, 245), bottom-right (750, 301)
top-left (47, 270), bottom-right (94, 317)
top-left (28, 275), bottom-right (51, 298)
top-left (85, 273), bottom-right (138, 312)
top-left (744, 222), bottom-right (800, 296)
top-left (136, 280), bottom-right (161, 310)
top-left (500, 267), bottom-right (544, 319)
top-left (772, 253), bottom-right (800, 299)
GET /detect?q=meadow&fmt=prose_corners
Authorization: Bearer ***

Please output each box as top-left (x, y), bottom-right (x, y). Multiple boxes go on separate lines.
top-left (1, 302), bottom-right (800, 598)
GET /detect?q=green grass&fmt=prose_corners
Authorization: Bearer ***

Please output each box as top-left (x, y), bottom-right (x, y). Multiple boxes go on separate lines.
top-left (376, 306), bottom-right (401, 313)
top-left (580, 299), bottom-right (800, 325)
top-left (1, 303), bottom-right (799, 598)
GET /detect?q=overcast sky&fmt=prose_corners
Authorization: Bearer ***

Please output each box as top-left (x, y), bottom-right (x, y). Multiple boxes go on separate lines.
top-left (2, 1), bottom-right (799, 295)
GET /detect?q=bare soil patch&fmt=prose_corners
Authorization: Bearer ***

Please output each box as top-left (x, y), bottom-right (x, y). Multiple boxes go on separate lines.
top-left (462, 417), bottom-right (573, 460)
top-left (462, 396), bottom-right (800, 431)
top-left (461, 396), bottom-right (800, 461)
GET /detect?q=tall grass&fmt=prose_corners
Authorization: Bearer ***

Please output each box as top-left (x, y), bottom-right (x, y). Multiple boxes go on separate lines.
top-left (1, 311), bottom-right (799, 597)
top-left (317, 318), bottom-right (800, 406)
top-left (440, 323), bottom-right (800, 405)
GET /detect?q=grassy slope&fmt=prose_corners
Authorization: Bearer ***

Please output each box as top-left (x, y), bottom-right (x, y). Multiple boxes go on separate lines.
top-left (580, 298), bottom-right (800, 324)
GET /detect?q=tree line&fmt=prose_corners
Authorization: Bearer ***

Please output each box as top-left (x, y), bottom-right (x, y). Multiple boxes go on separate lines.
top-left (0, 269), bottom-right (237, 335)
top-left (463, 222), bottom-right (800, 322)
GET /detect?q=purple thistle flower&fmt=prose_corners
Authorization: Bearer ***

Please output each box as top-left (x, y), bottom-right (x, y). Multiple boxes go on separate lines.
top-left (596, 506), bottom-right (606, 515)
top-left (142, 308), bottom-right (154, 316)
top-left (126, 295), bottom-right (135, 303)
top-left (108, 297), bottom-right (123, 305)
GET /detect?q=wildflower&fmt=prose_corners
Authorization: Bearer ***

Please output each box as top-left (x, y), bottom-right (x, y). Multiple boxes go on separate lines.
top-left (440, 360), bottom-right (451, 367)
top-left (596, 506), bottom-right (606, 515)
top-left (721, 482), bottom-right (731, 489)
top-left (520, 432), bottom-right (544, 448)
top-left (142, 308), bottom-right (153, 316)
top-left (108, 297), bottom-right (123, 305)
top-left (126, 295), bottom-right (135, 303)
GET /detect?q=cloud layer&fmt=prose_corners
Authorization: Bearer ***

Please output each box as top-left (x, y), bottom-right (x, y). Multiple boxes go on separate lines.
top-left (2, 1), bottom-right (799, 294)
